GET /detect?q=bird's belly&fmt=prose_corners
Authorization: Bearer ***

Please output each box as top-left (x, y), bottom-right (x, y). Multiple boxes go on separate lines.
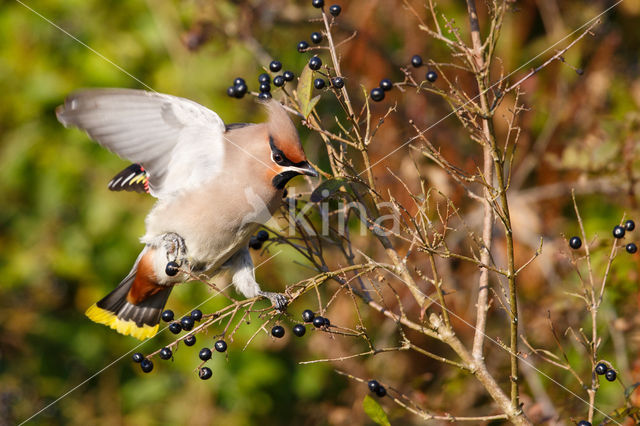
top-left (142, 186), bottom-right (270, 273)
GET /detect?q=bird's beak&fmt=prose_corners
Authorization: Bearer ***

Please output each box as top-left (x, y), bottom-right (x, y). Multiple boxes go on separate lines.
top-left (288, 162), bottom-right (318, 177)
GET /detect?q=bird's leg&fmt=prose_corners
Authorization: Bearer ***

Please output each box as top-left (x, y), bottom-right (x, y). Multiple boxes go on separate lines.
top-left (227, 248), bottom-right (288, 311)
top-left (161, 232), bottom-right (188, 276)
top-left (257, 290), bottom-right (289, 311)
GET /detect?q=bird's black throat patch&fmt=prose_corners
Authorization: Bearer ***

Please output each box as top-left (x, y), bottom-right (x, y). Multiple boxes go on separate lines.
top-left (272, 170), bottom-right (301, 190)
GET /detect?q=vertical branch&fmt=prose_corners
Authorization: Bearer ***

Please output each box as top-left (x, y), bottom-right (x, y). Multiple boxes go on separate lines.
top-left (320, 9), bottom-right (375, 190)
top-left (465, 0), bottom-right (520, 413)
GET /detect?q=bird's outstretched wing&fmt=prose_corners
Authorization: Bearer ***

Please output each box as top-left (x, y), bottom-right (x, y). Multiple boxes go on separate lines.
top-left (56, 88), bottom-right (226, 199)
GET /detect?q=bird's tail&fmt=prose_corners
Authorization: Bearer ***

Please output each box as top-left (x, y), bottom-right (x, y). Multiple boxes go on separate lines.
top-left (85, 249), bottom-right (172, 340)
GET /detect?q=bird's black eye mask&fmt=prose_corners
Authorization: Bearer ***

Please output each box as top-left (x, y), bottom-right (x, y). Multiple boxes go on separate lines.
top-left (269, 135), bottom-right (308, 189)
top-left (269, 136), bottom-right (306, 168)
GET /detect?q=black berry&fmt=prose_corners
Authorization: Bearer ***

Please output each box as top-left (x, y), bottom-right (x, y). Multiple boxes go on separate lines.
top-left (258, 92), bottom-right (272, 100)
top-left (569, 236), bottom-right (582, 250)
top-left (256, 230), bottom-right (269, 242)
top-left (379, 78), bottom-right (393, 91)
top-left (370, 87), bottom-right (385, 102)
top-left (375, 386), bottom-right (387, 397)
top-left (191, 309), bottom-right (203, 322)
top-left (132, 352), bottom-right (144, 363)
top-left (227, 86), bottom-right (237, 98)
top-left (184, 335), bottom-right (196, 346)
top-left (625, 219), bottom-right (635, 231)
top-left (283, 70), bottom-right (295, 81)
top-left (426, 70), bottom-right (438, 82)
top-left (311, 32), bottom-right (323, 44)
top-left (329, 4), bottom-right (341, 16)
top-left (595, 363), bottom-right (608, 375)
top-left (323, 317), bottom-right (331, 327)
top-left (259, 82), bottom-right (271, 93)
top-left (273, 75), bottom-right (285, 87)
top-left (258, 73), bottom-right (270, 84)
top-left (331, 77), bottom-right (344, 88)
top-left (411, 55), bottom-right (423, 67)
top-left (140, 358), bottom-right (154, 373)
top-left (297, 41), bottom-right (310, 52)
top-left (169, 322), bottom-right (182, 334)
top-left (302, 309), bottom-right (315, 322)
top-left (215, 340), bottom-right (228, 353)
top-left (627, 243), bottom-right (638, 254)
top-left (577, 421), bottom-right (591, 426)
top-left (165, 261), bottom-right (179, 276)
top-left (293, 324), bottom-right (306, 337)
top-left (271, 325), bottom-right (285, 338)
top-left (314, 78), bottom-right (326, 90)
top-left (199, 366), bottom-right (213, 380)
top-left (367, 380), bottom-right (380, 392)
top-left (312, 316), bottom-right (325, 328)
top-left (199, 347), bottom-right (212, 361)
top-left (312, 0), bottom-right (324, 8)
top-left (613, 225), bottom-right (626, 239)
top-left (181, 316), bottom-right (195, 331)
top-left (249, 236), bottom-right (263, 250)
top-left (159, 347), bottom-right (172, 360)
top-left (269, 60), bottom-right (282, 72)
top-left (605, 369), bottom-right (617, 382)
top-left (309, 56), bottom-right (322, 71)
top-left (234, 82), bottom-right (247, 97)
top-left (161, 310), bottom-right (174, 322)
top-left (233, 77), bottom-right (246, 86)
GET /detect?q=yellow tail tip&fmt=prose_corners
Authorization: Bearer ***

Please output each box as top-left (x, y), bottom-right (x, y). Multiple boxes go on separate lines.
top-left (85, 304), bottom-right (159, 340)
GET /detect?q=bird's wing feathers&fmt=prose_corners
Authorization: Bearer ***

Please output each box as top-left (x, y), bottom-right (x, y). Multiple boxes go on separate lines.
top-left (108, 163), bottom-right (150, 193)
top-left (56, 88), bottom-right (226, 198)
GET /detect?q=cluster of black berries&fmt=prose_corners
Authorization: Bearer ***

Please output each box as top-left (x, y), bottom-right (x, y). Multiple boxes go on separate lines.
top-left (302, 309), bottom-right (331, 329)
top-left (410, 54), bottom-right (438, 82)
top-left (369, 54), bottom-right (438, 103)
top-left (569, 219), bottom-right (637, 254)
top-left (310, 0), bottom-right (342, 16)
top-left (269, 309), bottom-right (331, 339)
top-left (132, 352), bottom-right (154, 373)
top-left (367, 380), bottom-right (387, 398)
top-left (226, 78), bottom-right (248, 99)
top-left (370, 79), bottom-right (393, 102)
top-left (133, 309), bottom-right (208, 374)
top-left (249, 230), bottom-right (270, 250)
top-left (197, 339), bottom-right (228, 380)
top-left (228, 61), bottom-right (295, 101)
top-left (594, 362), bottom-right (617, 382)
top-left (161, 308), bottom-right (203, 335)
top-left (229, 1), bottom-right (344, 101)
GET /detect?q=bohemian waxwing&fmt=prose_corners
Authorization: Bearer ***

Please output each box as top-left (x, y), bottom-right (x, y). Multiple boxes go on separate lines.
top-left (56, 88), bottom-right (317, 340)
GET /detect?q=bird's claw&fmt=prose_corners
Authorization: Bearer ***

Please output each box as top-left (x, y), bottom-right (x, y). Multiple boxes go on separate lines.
top-left (161, 232), bottom-right (188, 275)
top-left (162, 232), bottom-right (187, 262)
top-left (258, 291), bottom-right (288, 311)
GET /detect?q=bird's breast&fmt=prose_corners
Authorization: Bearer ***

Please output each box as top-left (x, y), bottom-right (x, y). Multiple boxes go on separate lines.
top-left (143, 179), bottom-right (280, 271)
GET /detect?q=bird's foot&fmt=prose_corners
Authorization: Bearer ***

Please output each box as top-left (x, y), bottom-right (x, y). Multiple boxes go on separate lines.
top-left (258, 291), bottom-right (288, 311)
top-left (161, 232), bottom-right (188, 276)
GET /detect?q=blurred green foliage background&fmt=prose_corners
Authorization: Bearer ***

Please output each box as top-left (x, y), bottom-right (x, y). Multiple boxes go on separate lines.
top-left (2, 0), bottom-right (640, 424)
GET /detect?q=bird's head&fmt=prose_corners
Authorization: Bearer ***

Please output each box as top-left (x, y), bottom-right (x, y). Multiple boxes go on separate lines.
top-left (263, 100), bottom-right (318, 189)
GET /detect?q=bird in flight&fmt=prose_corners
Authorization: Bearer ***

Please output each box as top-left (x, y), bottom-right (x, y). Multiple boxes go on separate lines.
top-left (56, 89), bottom-right (318, 339)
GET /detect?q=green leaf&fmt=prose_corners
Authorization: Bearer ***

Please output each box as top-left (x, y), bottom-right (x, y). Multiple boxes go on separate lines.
top-left (363, 395), bottom-right (390, 426)
top-left (310, 178), bottom-right (347, 202)
top-left (306, 95), bottom-right (321, 118)
top-left (297, 65), bottom-right (320, 118)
